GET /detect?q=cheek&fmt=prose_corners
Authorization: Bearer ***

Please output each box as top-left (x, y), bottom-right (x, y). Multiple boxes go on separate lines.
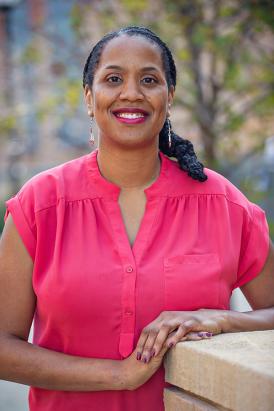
top-left (93, 86), bottom-right (117, 111)
top-left (149, 88), bottom-right (169, 112)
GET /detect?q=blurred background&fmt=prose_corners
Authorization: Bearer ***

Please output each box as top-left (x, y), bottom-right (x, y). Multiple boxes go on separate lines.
top-left (0, 0), bottom-right (273, 409)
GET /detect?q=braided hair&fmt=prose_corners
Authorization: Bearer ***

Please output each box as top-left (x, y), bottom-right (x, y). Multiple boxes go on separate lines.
top-left (83, 26), bottom-right (207, 182)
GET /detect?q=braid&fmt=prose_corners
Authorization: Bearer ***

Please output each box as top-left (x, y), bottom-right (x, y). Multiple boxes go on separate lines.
top-left (83, 26), bottom-right (207, 182)
top-left (159, 120), bottom-right (207, 182)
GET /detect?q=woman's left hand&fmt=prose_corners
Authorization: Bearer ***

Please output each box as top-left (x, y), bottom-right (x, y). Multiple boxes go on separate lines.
top-left (136, 309), bottom-right (227, 363)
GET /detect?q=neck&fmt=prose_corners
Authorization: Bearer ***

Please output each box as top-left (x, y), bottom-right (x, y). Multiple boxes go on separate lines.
top-left (97, 143), bottom-right (161, 190)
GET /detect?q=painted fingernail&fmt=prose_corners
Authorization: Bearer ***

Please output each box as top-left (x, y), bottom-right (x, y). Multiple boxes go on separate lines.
top-left (168, 342), bottom-right (174, 348)
top-left (152, 350), bottom-right (156, 357)
top-left (205, 332), bottom-right (213, 337)
top-left (136, 352), bottom-right (141, 361)
top-left (198, 332), bottom-right (205, 337)
top-left (142, 356), bottom-right (147, 363)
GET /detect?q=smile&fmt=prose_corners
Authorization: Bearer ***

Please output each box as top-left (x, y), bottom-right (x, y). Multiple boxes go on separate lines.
top-left (116, 112), bottom-right (145, 119)
top-left (112, 108), bottom-right (149, 124)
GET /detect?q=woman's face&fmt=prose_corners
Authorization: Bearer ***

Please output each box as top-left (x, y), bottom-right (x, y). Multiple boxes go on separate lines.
top-left (84, 35), bottom-right (174, 149)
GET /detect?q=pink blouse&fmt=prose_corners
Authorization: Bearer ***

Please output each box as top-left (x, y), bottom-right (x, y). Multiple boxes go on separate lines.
top-left (5, 150), bottom-right (269, 411)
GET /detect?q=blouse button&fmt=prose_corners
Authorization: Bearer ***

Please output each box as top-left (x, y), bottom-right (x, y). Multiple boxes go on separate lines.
top-left (125, 310), bottom-right (133, 316)
top-left (126, 266), bottom-right (133, 273)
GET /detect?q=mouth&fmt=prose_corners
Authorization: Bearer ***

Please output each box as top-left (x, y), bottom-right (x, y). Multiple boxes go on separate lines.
top-left (112, 108), bottom-right (149, 124)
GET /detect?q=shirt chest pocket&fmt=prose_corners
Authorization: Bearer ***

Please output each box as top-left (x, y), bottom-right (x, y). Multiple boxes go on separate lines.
top-left (163, 253), bottom-right (221, 310)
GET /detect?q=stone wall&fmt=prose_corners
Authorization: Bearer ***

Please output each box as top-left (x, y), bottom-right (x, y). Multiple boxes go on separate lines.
top-left (164, 330), bottom-right (274, 411)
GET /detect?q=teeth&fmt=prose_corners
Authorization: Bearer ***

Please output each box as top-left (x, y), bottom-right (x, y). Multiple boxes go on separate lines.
top-left (116, 112), bottom-right (145, 119)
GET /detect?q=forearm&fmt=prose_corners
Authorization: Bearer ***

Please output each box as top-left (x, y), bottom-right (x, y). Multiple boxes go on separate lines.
top-left (222, 307), bottom-right (274, 333)
top-left (0, 333), bottom-right (125, 391)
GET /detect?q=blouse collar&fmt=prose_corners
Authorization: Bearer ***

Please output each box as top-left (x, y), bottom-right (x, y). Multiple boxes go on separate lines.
top-left (86, 149), bottom-right (170, 200)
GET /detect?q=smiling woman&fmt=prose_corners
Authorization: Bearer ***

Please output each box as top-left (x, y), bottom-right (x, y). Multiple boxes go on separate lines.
top-left (0, 26), bottom-right (274, 411)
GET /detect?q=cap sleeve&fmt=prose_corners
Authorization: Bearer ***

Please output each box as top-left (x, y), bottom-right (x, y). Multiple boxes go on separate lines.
top-left (234, 202), bottom-right (269, 289)
top-left (5, 181), bottom-right (37, 261)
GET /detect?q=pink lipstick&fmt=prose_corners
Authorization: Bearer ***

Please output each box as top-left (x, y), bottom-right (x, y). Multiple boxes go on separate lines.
top-left (112, 108), bottom-right (149, 124)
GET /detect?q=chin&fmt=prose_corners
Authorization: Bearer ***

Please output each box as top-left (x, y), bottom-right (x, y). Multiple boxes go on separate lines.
top-left (115, 136), bottom-right (154, 150)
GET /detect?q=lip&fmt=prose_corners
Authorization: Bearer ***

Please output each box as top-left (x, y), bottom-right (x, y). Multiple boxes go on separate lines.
top-left (112, 107), bottom-right (149, 125)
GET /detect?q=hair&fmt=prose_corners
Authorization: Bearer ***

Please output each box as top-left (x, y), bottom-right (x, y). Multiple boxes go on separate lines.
top-left (83, 26), bottom-right (207, 182)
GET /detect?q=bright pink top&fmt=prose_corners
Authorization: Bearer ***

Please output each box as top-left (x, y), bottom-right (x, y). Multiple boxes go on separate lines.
top-left (5, 150), bottom-right (269, 411)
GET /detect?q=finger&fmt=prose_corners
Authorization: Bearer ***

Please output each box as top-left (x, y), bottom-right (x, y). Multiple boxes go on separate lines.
top-left (141, 324), bottom-right (174, 363)
top-left (140, 330), bottom-right (158, 363)
top-left (180, 332), bottom-right (203, 341)
top-left (197, 331), bottom-right (213, 338)
top-left (150, 325), bottom-right (174, 358)
top-left (166, 320), bottom-right (197, 347)
top-left (155, 341), bottom-right (170, 359)
top-left (135, 330), bottom-right (149, 361)
top-left (180, 331), bottom-right (213, 341)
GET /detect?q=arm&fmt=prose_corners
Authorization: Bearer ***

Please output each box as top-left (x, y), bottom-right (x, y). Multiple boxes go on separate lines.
top-left (0, 215), bottom-right (166, 391)
top-left (222, 239), bottom-right (274, 332)
top-left (0, 215), bottom-right (123, 391)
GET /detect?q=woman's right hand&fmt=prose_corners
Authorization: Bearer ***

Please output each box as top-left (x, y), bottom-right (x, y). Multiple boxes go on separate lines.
top-left (119, 329), bottom-right (213, 391)
top-left (120, 345), bottom-right (168, 391)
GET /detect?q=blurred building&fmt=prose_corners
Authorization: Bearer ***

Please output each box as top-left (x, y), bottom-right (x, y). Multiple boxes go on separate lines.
top-left (0, 0), bottom-right (91, 200)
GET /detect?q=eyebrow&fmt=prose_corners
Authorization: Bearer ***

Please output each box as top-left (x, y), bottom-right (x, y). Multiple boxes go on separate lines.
top-left (103, 65), bottom-right (160, 72)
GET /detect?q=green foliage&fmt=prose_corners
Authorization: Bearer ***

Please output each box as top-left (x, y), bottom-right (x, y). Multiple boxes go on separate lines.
top-left (121, 0), bottom-right (149, 14)
top-left (247, 1), bottom-right (274, 30)
top-left (268, 219), bottom-right (274, 241)
top-left (0, 202), bottom-right (6, 234)
top-left (254, 93), bottom-right (274, 116)
top-left (223, 63), bottom-right (241, 89)
top-left (36, 79), bottom-right (82, 122)
top-left (36, 95), bottom-right (62, 122)
top-left (177, 48), bottom-right (190, 62)
top-left (0, 114), bottom-right (17, 134)
top-left (62, 79), bottom-right (82, 111)
top-left (70, 4), bottom-right (86, 38)
top-left (21, 42), bottom-right (41, 64)
top-left (223, 113), bottom-right (245, 133)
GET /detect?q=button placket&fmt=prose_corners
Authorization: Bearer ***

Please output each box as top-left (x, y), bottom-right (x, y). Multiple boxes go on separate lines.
top-left (105, 201), bottom-right (137, 358)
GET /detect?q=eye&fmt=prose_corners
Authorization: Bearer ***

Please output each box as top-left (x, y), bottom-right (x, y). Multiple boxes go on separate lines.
top-left (141, 77), bottom-right (158, 85)
top-left (107, 75), bottom-right (122, 83)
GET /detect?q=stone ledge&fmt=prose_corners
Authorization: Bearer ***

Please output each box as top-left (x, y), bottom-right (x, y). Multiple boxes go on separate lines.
top-left (164, 386), bottom-right (227, 410)
top-left (164, 330), bottom-right (274, 411)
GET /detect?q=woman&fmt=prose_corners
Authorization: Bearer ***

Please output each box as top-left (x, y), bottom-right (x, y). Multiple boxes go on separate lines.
top-left (0, 26), bottom-right (273, 411)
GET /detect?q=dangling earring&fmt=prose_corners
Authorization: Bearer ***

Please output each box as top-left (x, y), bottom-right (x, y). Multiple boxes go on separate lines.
top-left (89, 115), bottom-right (95, 145)
top-left (167, 103), bottom-right (172, 149)
top-left (167, 118), bottom-right (172, 149)
top-left (87, 104), bottom-right (95, 145)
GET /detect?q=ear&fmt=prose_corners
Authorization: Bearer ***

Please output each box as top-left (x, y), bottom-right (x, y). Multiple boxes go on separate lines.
top-left (167, 85), bottom-right (174, 116)
top-left (168, 85), bottom-right (174, 106)
top-left (84, 85), bottom-right (93, 116)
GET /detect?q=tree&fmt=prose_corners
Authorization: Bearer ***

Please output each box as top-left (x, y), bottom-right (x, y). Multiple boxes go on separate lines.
top-left (88, 0), bottom-right (274, 168)
top-left (161, 0), bottom-right (274, 167)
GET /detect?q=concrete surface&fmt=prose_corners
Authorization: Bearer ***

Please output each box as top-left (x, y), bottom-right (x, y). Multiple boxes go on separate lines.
top-left (164, 330), bottom-right (274, 411)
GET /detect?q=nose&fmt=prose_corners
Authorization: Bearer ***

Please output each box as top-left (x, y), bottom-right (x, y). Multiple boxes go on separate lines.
top-left (119, 78), bottom-right (144, 102)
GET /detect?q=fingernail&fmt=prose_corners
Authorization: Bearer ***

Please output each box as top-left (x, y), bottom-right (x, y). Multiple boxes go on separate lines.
top-left (168, 342), bottom-right (174, 348)
top-left (152, 350), bottom-right (156, 357)
top-left (198, 332), bottom-right (205, 337)
top-left (136, 352), bottom-right (141, 361)
top-left (142, 356), bottom-right (147, 363)
top-left (205, 332), bottom-right (213, 337)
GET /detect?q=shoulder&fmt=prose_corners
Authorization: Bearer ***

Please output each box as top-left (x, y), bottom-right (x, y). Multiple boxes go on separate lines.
top-left (166, 156), bottom-right (257, 217)
top-left (16, 154), bottom-right (91, 212)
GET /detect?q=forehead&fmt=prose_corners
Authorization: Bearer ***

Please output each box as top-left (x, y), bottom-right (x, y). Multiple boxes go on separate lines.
top-left (97, 35), bottom-right (164, 71)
